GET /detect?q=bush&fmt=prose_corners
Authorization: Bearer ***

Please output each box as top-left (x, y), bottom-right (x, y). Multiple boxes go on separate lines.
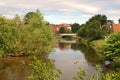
top-left (101, 32), bottom-right (120, 60)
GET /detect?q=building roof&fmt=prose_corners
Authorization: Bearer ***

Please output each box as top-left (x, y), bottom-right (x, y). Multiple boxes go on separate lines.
top-left (52, 24), bottom-right (71, 27)
top-left (113, 24), bottom-right (120, 32)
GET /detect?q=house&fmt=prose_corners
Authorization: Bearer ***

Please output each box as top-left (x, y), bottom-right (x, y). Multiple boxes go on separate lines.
top-left (113, 24), bottom-right (120, 32)
top-left (107, 20), bottom-right (120, 33)
top-left (52, 24), bottom-right (71, 34)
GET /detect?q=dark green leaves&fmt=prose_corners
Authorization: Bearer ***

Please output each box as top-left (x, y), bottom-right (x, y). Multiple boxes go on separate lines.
top-left (101, 32), bottom-right (120, 60)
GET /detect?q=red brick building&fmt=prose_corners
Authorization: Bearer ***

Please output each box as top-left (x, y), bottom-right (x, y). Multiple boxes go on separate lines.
top-left (52, 24), bottom-right (71, 34)
top-left (107, 20), bottom-right (120, 33)
top-left (113, 24), bottom-right (120, 32)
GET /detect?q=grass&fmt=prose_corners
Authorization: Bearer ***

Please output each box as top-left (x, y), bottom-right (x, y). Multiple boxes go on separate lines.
top-left (89, 40), bottom-right (105, 59)
top-left (90, 40), bottom-right (105, 52)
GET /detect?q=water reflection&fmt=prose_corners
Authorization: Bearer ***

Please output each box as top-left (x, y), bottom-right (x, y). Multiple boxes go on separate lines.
top-left (0, 42), bottom-right (102, 80)
top-left (56, 42), bottom-right (100, 64)
top-left (0, 57), bottom-right (31, 80)
top-left (71, 43), bottom-right (101, 64)
top-left (49, 42), bottom-right (102, 80)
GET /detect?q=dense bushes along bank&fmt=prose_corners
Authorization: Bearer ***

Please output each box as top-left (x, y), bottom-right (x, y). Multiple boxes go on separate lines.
top-left (78, 32), bottom-right (120, 80)
top-left (0, 9), bottom-right (54, 57)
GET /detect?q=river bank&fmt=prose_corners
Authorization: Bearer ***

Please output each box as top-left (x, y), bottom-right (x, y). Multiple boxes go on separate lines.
top-left (0, 41), bottom-right (102, 80)
top-left (78, 38), bottom-right (105, 60)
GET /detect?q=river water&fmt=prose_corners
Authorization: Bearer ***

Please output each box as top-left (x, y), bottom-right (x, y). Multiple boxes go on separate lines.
top-left (0, 42), bottom-right (102, 80)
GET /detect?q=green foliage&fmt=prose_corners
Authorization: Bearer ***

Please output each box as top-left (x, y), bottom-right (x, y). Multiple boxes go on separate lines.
top-left (71, 23), bottom-right (81, 33)
top-left (73, 68), bottom-right (86, 80)
top-left (78, 26), bottom-right (105, 41)
top-left (20, 9), bottom-right (54, 55)
top-left (87, 14), bottom-right (107, 26)
top-left (0, 15), bottom-right (20, 56)
top-left (59, 27), bottom-right (65, 33)
top-left (59, 27), bottom-right (72, 34)
top-left (24, 12), bottom-right (35, 24)
top-left (14, 14), bottom-right (21, 28)
top-left (78, 14), bottom-right (107, 41)
top-left (74, 65), bottom-right (120, 80)
top-left (113, 57), bottom-right (120, 68)
top-left (101, 32), bottom-right (120, 60)
top-left (100, 71), bottom-right (120, 80)
top-left (65, 29), bottom-right (72, 33)
top-left (28, 57), bottom-right (62, 80)
top-left (0, 9), bottom-right (54, 56)
top-left (20, 26), bottom-right (54, 55)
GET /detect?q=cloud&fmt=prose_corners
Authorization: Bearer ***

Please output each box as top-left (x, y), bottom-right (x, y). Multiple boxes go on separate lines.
top-left (60, 1), bottom-right (100, 14)
top-left (0, 2), bottom-right (5, 6)
top-left (0, 0), bottom-right (120, 24)
top-left (58, 9), bottom-right (76, 12)
top-left (3, 14), bottom-right (14, 19)
top-left (0, 0), bottom-right (101, 14)
top-left (104, 10), bottom-right (120, 15)
top-left (107, 16), bottom-right (120, 23)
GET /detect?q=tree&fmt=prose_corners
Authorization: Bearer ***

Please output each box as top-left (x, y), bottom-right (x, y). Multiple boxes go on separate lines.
top-left (0, 9), bottom-right (54, 56)
top-left (87, 14), bottom-right (107, 27)
top-left (65, 29), bottom-right (72, 33)
top-left (101, 32), bottom-right (120, 60)
top-left (71, 23), bottom-right (81, 33)
top-left (59, 27), bottom-right (65, 33)
top-left (20, 9), bottom-right (54, 55)
top-left (0, 15), bottom-right (19, 56)
top-left (118, 19), bottom-right (120, 23)
top-left (78, 14), bottom-right (107, 41)
top-left (24, 12), bottom-right (35, 24)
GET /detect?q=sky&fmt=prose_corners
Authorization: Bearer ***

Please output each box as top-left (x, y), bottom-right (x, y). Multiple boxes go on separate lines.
top-left (0, 0), bottom-right (120, 24)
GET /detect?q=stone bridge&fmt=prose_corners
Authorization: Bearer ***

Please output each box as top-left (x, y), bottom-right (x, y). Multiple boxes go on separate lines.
top-left (59, 33), bottom-right (77, 38)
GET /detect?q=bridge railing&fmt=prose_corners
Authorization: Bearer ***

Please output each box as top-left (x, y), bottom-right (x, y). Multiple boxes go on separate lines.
top-left (59, 33), bottom-right (77, 36)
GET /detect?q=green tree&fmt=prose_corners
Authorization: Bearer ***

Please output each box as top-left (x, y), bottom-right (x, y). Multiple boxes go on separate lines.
top-left (71, 23), bottom-right (80, 33)
top-left (87, 14), bottom-right (107, 27)
top-left (24, 12), bottom-right (35, 24)
top-left (78, 26), bottom-right (87, 38)
top-left (0, 15), bottom-right (19, 56)
top-left (20, 9), bottom-right (54, 55)
top-left (78, 14), bottom-right (107, 41)
top-left (65, 29), bottom-right (72, 33)
top-left (59, 27), bottom-right (65, 33)
top-left (0, 9), bottom-right (54, 56)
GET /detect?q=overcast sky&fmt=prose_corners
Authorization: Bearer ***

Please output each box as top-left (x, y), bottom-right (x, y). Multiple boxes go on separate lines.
top-left (0, 0), bottom-right (120, 24)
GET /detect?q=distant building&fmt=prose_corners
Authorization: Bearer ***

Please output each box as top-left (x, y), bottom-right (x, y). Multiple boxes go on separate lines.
top-left (52, 24), bottom-right (71, 34)
top-left (107, 20), bottom-right (120, 33)
top-left (107, 20), bottom-right (114, 33)
top-left (113, 24), bottom-right (120, 32)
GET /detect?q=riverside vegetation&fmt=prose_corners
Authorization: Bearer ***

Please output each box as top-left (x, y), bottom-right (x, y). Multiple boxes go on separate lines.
top-left (71, 14), bottom-right (120, 80)
top-left (71, 32), bottom-right (120, 80)
top-left (0, 9), bottom-right (120, 80)
top-left (0, 9), bottom-right (62, 80)
top-left (0, 9), bottom-right (54, 57)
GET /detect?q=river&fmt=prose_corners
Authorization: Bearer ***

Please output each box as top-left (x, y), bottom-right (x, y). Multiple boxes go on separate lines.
top-left (0, 42), bottom-right (102, 80)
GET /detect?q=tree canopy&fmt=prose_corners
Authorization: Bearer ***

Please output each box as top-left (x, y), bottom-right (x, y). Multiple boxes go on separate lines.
top-left (59, 27), bottom-right (65, 33)
top-left (0, 9), bottom-right (54, 57)
top-left (24, 12), bottom-right (35, 24)
top-left (78, 14), bottom-right (107, 41)
top-left (71, 23), bottom-right (81, 33)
